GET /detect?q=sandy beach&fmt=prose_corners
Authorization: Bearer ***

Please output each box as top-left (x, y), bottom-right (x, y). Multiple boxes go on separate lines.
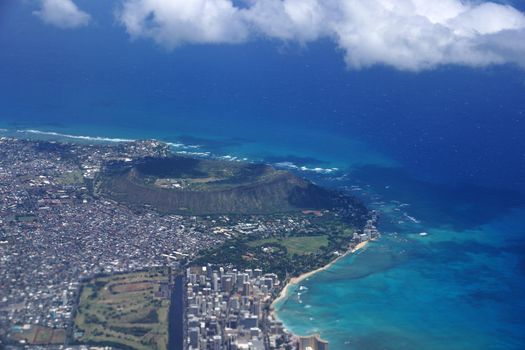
top-left (271, 240), bottom-right (370, 309)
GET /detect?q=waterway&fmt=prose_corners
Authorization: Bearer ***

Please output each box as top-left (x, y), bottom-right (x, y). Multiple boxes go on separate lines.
top-left (168, 275), bottom-right (185, 350)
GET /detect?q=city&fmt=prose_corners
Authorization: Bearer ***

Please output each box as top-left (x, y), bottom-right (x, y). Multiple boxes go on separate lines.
top-left (185, 265), bottom-right (330, 350)
top-left (0, 137), bottom-right (375, 349)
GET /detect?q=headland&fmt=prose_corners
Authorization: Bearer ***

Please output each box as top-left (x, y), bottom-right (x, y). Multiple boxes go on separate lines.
top-left (0, 136), bottom-right (377, 350)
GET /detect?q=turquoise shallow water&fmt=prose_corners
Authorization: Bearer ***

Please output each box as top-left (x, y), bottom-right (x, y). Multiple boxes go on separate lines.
top-left (275, 192), bottom-right (525, 350)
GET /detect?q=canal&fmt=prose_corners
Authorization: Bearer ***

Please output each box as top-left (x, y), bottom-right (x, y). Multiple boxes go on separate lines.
top-left (168, 275), bottom-right (184, 350)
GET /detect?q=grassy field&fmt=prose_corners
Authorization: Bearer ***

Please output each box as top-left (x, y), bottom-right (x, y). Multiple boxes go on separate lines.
top-left (9, 326), bottom-right (66, 345)
top-left (248, 235), bottom-right (329, 256)
top-left (57, 169), bottom-right (84, 185)
top-left (74, 269), bottom-right (170, 350)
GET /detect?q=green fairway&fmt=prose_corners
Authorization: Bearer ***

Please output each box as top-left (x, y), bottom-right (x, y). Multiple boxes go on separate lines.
top-left (74, 269), bottom-right (170, 350)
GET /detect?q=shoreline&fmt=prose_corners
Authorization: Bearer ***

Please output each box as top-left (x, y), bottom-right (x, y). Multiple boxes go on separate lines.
top-left (271, 240), bottom-right (370, 311)
top-left (0, 128), bottom-right (345, 175)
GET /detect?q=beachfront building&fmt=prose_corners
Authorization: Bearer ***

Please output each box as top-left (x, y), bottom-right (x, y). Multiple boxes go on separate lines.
top-left (298, 335), bottom-right (329, 350)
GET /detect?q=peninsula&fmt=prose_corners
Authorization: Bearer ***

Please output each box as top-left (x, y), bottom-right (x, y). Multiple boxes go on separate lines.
top-left (0, 136), bottom-right (377, 350)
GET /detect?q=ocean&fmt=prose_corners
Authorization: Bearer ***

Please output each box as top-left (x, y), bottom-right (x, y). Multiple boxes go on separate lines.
top-left (273, 168), bottom-right (525, 350)
top-left (1, 1), bottom-right (525, 349)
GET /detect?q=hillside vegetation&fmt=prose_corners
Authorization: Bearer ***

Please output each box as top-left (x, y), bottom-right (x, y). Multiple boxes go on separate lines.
top-left (94, 156), bottom-right (365, 216)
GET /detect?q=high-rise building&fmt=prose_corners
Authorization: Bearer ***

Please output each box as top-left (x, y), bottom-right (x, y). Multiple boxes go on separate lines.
top-left (221, 275), bottom-right (233, 292)
top-left (212, 272), bottom-right (218, 291)
top-left (299, 335), bottom-right (329, 350)
top-left (243, 282), bottom-right (251, 296)
top-left (189, 327), bottom-right (200, 349)
top-left (212, 335), bottom-right (222, 350)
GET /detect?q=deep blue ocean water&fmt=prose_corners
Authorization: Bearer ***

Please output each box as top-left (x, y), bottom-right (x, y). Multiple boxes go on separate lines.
top-left (1, 2), bottom-right (525, 349)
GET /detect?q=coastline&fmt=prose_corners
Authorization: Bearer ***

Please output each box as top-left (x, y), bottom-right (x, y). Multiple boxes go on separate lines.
top-left (2, 130), bottom-right (376, 347)
top-left (271, 240), bottom-right (370, 311)
top-left (0, 128), bottom-right (346, 175)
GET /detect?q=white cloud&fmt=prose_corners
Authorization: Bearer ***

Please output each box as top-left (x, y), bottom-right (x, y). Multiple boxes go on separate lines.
top-left (116, 0), bottom-right (525, 71)
top-left (119, 0), bottom-right (248, 46)
top-left (34, 0), bottom-right (91, 29)
top-left (328, 1), bottom-right (525, 70)
top-left (243, 0), bottom-right (329, 42)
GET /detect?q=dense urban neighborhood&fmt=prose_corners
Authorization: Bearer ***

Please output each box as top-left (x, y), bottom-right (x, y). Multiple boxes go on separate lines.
top-left (0, 137), bottom-right (376, 349)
